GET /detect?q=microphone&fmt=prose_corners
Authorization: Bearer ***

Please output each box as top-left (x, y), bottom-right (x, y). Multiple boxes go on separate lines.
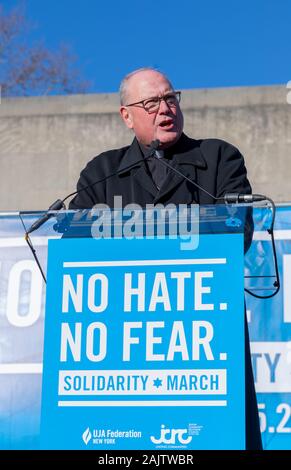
top-left (223, 193), bottom-right (267, 204)
top-left (25, 140), bottom-right (160, 236)
top-left (26, 199), bottom-right (65, 235)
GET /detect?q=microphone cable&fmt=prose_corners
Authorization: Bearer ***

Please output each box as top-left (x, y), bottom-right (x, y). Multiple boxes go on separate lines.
top-left (19, 212), bottom-right (47, 283)
top-left (152, 150), bottom-right (280, 299)
top-left (244, 196), bottom-right (280, 299)
top-left (22, 141), bottom-right (161, 283)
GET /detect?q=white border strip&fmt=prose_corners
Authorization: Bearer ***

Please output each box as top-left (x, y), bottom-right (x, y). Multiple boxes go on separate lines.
top-left (63, 258), bottom-right (226, 268)
top-left (58, 400), bottom-right (227, 407)
top-left (253, 230), bottom-right (291, 241)
top-left (0, 363), bottom-right (43, 374)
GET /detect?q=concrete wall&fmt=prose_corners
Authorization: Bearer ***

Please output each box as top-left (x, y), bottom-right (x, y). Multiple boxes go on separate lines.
top-left (0, 85), bottom-right (290, 211)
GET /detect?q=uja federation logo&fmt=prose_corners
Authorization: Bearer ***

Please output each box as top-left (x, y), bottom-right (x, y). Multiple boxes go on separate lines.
top-left (150, 424), bottom-right (192, 446)
top-left (82, 427), bottom-right (92, 445)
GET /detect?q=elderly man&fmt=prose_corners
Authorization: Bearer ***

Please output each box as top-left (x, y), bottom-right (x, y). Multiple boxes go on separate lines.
top-left (69, 68), bottom-right (251, 208)
top-left (69, 68), bottom-right (261, 450)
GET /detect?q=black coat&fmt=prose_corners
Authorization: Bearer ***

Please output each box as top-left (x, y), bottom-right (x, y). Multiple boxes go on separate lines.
top-left (69, 133), bottom-right (252, 209)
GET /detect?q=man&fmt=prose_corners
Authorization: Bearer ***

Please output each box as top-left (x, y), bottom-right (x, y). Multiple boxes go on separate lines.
top-left (69, 68), bottom-right (252, 209)
top-left (69, 68), bottom-right (262, 450)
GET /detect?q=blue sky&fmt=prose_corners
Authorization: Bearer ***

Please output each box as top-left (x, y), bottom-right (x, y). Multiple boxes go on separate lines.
top-left (3, 0), bottom-right (290, 93)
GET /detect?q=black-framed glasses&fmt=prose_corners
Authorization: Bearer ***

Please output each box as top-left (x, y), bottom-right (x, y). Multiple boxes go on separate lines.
top-left (125, 91), bottom-right (181, 113)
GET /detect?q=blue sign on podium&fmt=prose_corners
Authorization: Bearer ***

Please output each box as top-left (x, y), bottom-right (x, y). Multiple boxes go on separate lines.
top-left (41, 234), bottom-right (245, 449)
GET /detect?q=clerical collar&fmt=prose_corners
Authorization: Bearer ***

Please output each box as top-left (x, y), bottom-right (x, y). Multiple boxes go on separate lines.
top-left (139, 142), bottom-right (167, 159)
top-left (154, 149), bottom-right (164, 159)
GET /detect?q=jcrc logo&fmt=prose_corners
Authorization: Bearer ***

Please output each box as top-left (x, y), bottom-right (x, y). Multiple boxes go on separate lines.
top-left (150, 424), bottom-right (192, 445)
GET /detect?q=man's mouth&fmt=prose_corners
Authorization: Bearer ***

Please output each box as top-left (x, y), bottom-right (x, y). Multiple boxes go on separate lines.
top-left (159, 120), bottom-right (175, 129)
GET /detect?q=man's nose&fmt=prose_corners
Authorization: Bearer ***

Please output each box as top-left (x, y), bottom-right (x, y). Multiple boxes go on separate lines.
top-left (158, 98), bottom-right (171, 113)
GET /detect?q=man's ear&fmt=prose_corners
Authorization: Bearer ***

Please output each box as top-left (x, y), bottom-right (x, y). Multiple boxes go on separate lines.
top-left (120, 106), bottom-right (134, 129)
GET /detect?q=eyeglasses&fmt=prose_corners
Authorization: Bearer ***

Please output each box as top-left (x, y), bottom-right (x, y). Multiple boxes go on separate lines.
top-left (125, 91), bottom-right (181, 113)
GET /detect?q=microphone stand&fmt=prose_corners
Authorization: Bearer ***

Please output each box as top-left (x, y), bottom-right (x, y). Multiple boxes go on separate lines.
top-left (153, 152), bottom-right (280, 299)
top-left (19, 213), bottom-right (47, 283)
top-left (22, 140), bottom-right (161, 283)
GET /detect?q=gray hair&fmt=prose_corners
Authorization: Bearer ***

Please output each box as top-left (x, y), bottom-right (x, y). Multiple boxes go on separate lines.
top-left (119, 67), bottom-right (172, 105)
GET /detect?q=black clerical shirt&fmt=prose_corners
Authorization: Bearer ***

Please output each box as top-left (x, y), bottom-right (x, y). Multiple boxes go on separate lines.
top-left (139, 143), bottom-right (171, 191)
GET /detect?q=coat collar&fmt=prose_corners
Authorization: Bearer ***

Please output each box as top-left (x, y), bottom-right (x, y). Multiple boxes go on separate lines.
top-left (117, 134), bottom-right (207, 200)
top-left (117, 138), bottom-right (157, 197)
top-left (117, 134), bottom-right (207, 174)
top-left (168, 133), bottom-right (207, 168)
top-left (117, 138), bottom-right (145, 174)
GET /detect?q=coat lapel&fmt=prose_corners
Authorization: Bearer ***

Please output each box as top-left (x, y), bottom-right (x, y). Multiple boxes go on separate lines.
top-left (132, 166), bottom-right (158, 197)
top-left (117, 138), bottom-right (157, 198)
top-left (155, 135), bottom-right (207, 202)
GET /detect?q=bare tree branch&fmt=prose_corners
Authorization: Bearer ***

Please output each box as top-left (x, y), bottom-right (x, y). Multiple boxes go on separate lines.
top-left (0, 4), bottom-right (90, 96)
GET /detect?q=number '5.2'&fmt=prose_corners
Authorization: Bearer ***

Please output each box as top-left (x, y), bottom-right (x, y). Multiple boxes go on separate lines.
top-left (258, 403), bottom-right (291, 433)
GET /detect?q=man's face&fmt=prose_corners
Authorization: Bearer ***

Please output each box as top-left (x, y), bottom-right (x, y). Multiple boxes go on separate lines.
top-left (120, 71), bottom-right (184, 149)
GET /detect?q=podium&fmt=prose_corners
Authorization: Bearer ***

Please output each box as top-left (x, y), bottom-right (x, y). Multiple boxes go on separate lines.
top-left (0, 204), bottom-right (260, 450)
